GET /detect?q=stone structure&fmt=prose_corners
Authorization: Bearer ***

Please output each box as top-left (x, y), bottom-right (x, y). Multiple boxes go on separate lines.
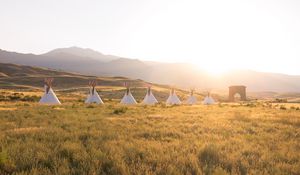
top-left (229, 85), bottom-right (247, 102)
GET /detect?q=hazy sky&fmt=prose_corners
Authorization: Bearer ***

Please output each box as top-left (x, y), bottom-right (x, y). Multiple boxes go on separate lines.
top-left (0, 0), bottom-right (300, 75)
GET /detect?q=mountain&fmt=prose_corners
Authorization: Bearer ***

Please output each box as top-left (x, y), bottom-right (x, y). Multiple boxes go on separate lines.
top-left (0, 48), bottom-right (104, 74)
top-left (1, 47), bottom-right (300, 92)
top-left (0, 47), bottom-right (151, 78)
top-left (43, 46), bottom-right (118, 62)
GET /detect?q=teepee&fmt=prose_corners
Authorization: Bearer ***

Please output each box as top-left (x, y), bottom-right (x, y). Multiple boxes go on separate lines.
top-left (142, 85), bottom-right (158, 105)
top-left (186, 89), bottom-right (197, 105)
top-left (166, 88), bottom-right (181, 105)
top-left (120, 82), bottom-right (137, 105)
top-left (85, 80), bottom-right (104, 104)
top-left (39, 78), bottom-right (61, 105)
top-left (203, 92), bottom-right (215, 105)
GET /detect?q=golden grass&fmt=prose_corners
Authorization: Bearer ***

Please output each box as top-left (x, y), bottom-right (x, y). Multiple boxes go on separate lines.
top-left (0, 94), bottom-right (299, 174)
top-left (9, 127), bottom-right (44, 133)
top-left (52, 107), bottom-right (65, 110)
top-left (0, 107), bottom-right (17, 111)
top-left (272, 103), bottom-right (300, 108)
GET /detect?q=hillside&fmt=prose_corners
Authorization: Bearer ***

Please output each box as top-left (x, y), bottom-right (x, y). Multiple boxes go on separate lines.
top-left (0, 63), bottom-right (137, 89)
top-left (0, 63), bottom-right (208, 102)
top-left (1, 47), bottom-right (300, 92)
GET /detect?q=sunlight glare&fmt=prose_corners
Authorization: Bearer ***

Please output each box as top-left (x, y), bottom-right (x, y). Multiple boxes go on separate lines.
top-left (194, 59), bottom-right (231, 76)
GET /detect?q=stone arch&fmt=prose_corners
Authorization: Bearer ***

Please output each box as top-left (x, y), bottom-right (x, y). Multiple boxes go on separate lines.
top-left (233, 93), bottom-right (241, 101)
top-left (229, 85), bottom-right (247, 102)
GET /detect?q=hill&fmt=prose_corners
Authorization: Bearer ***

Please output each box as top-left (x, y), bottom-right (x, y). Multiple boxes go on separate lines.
top-left (1, 47), bottom-right (300, 92)
top-left (0, 63), bottom-right (208, 102)
top-left (0, 63), bottom-right (135, 89)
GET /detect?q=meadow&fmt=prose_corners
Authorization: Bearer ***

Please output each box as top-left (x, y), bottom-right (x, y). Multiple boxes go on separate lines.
top-left (0, 91), bottom-right (300, 175)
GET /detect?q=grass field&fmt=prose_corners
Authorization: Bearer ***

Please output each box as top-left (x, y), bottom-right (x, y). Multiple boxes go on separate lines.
top-left (0, 90), bottom-right (300, 175)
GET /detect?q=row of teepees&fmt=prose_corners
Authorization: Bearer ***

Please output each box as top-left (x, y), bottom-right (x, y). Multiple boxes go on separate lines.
top-left (39, 78), bottom-right (215, 105)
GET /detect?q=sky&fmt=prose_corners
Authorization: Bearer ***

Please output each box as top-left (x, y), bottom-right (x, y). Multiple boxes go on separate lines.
top-left (0, 0), bottom-right (300, 75)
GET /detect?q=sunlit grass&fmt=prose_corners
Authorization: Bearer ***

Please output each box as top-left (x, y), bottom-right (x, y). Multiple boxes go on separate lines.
top-left (0, 91), bottom-right (299, 174)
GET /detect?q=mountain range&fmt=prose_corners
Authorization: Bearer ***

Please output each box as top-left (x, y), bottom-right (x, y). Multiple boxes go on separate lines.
top-left (1, 46), bottom-right (300, 92)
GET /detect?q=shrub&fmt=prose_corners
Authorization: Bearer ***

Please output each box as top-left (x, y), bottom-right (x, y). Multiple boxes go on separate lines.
top-left (0, 93), bottom-right (39, 102)
top-left (0, 150), bottom-right (7, 165)
top-left (246, 103), bottom-right (256, 107)
top-left (280, 106), bottom-right (287, 110)
top-left (8, 95), bottom-right (21, 101)
top-left (113, 107), bottom-right (127, 114)
top-left (158, 103), bottom-right (166, 108)
top-left (237, 160), bottom-right (247, 175)
top-left (72, 103), bottom-right (77, 108)
top-left (213, 167), bottom-right (229, 175)
top-left (86, 104), bottom-right (96, 108)
top-left (275, 98), bottom-right (288, 103)
top-left (0, 95), bottom-right (6, 101)
top-left (22, 95), bottom-right (39, 102)
top-left (124, 147), bottom-right (146, 165)
top-left (77, 99), bottom-right (84, 102)
top-left (23, 103), bottom-right (30, 106)
top-left (199, 144), bottom-right (220, 169)
top-left (0, 149), bottom-right (15, 174)
top-left (101, 159), bottom-right (126, 175)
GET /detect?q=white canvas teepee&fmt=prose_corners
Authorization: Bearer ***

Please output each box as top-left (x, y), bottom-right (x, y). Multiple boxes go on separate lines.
top-left (120, 83), bottom-right (137, 105)
top-left (186, 89), bottom-right (197, 105)
top-left (166, 88), bottom-right (181, 105)
top-left (203, 92), bottom-right (215, 105)
top-left (142, 86), bottom-right (158, 105)
top-left (39, 78), bottom-right (61, 105)
top-left (85, 80), bottom-right (104, 104)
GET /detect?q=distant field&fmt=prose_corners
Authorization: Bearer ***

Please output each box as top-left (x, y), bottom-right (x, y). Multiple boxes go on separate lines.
top-left (0, 90), bottom-right (299, 175)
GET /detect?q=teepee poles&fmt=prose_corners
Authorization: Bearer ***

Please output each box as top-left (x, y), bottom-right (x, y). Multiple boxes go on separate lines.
top-left (166, 87), bottom-right (181, 105)
top-left (203, 91), bottom-right (215, 105)
top-left (186, 88), bottom-right (197, 105)
top-left (120, 82), bottom-right (137, 105)
top-left (85, 80), bottom-right (104, 104)
top-left (142, 84), bottom-right (158, 105)
top-left (45, 78), bottom-right (53, 94)
top-left (39, 78), bottom-right (61, 105)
